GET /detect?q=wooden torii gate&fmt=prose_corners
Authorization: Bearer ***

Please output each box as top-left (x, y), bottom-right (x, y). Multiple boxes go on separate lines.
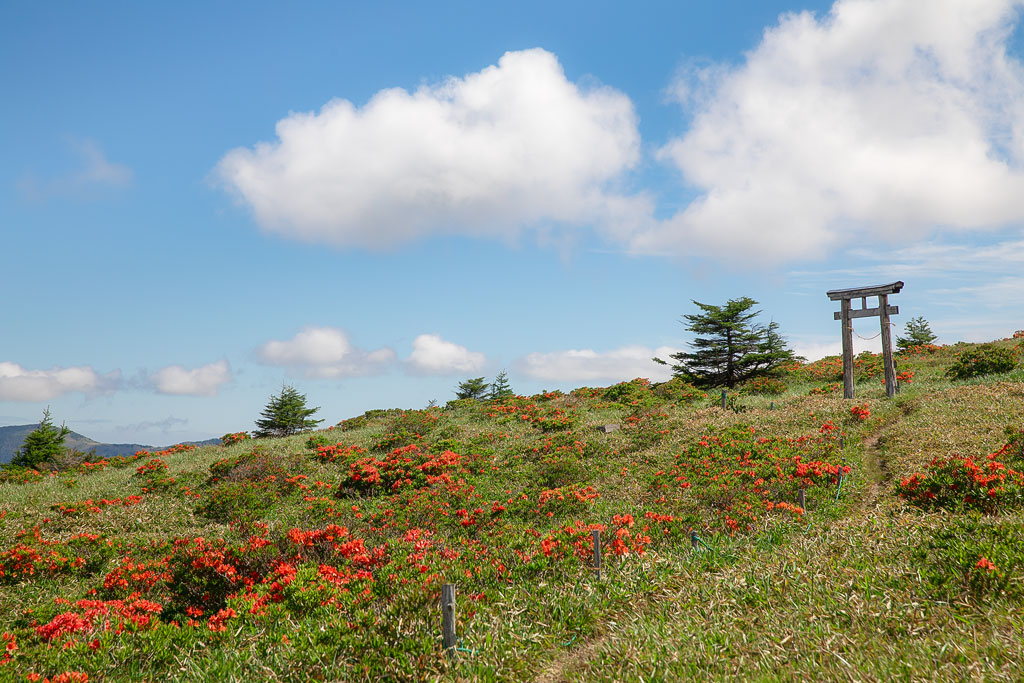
top-left (826, 281), bottom-right (903, 399)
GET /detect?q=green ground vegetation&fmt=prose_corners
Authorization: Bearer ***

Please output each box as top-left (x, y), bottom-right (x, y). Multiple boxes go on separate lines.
top-left (1, 336), bottom-right (1022, 681)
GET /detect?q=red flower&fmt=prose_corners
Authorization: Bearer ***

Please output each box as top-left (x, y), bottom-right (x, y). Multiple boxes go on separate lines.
top-left (975, 557), bottom-right (997, 572)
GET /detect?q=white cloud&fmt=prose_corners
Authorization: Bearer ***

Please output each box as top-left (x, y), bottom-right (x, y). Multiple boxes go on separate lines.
top-left (406, 334), bottom-right (487, 375)
top-left (18, 138), bottom-right (133, 200)
top-left (516, 345), bottom-right (681, 383)
top-left (216, 48), bottom-right (649, 248)
top-left (0, 362), bottom-right (121, 401)
top-left (634, 0), bottom-right (1024, 263)
top-left (150, 360), bottom-right (231, 397)
top-left (257, 327), bottom-right (396, 379)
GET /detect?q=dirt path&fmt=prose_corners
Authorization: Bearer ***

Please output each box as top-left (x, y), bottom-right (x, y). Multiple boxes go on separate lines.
top-left (533, 635), bottom-right (605, 683)
top-left (852, 423), bottom-right (892, 515)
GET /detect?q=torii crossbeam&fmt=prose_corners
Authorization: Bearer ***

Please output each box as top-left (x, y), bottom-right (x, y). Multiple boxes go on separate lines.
top-left (826, 281), bottom-right (904, 399)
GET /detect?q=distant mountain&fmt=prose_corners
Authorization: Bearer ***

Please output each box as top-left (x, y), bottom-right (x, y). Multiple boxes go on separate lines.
top-left (0, 424), bottom-right (219, 465)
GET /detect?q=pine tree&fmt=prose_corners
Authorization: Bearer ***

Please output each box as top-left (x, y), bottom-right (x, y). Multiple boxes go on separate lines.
top-left (254, 385), bottom-right (323, 438)
top-left (666, 297), bottom-right (797, 389)
top-left (489, 370), bottom-right (514, 400)
top-left (11, 407), bottom-right (71, 470)
top-left (455, 377), bottom-right (489, 400)
top-left (896, 316), bottom-right (937, 352)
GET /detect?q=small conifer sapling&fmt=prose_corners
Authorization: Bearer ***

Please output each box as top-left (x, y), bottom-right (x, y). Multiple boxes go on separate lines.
top-left (254, 385), bottom-right (323, 438)
top-left (11, 407), bottom-right (71, 470)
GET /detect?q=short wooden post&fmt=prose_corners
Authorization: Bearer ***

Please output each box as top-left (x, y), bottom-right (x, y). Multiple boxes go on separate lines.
top-left (591, 529), bottom-right (602, 580)
top-left (839, 436), bottom-right (845, 450)
top-left (798, 488), bottom-right (805, 510)
top-left (840, 298), bottom-right (854, 399)
top-left (690, 530), bottom-right (699, 549)
top-left (441, 583), bottom-right (457, 655)
top-left (721, 390), bottom-right (728, 409)
top-left (770, 401), bottom-right (775, 411)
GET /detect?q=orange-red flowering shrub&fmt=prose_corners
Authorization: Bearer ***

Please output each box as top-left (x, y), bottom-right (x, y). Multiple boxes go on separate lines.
top-left (897, 434), bottom-right (1024, 513)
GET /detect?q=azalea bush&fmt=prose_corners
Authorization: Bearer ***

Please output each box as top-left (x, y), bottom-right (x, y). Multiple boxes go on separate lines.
top-left (648, 423), bottom-right (847, 534)
top-left (808, 383), bottom-right (841, 396)
top-left (739, 376), bottom-right (787, 395)
top-left (900, 343), bottom-right (943, 356)
top-left (220, 432), bottom-right (250, 447)
top-left (603, 378), bottom-right (656, 408)
top-left (850, 404), bottom-right (871, 422)
top-left (897, 432), bottom-right (1024, 513)
top-left (799, 356), bottom-right (843, 383)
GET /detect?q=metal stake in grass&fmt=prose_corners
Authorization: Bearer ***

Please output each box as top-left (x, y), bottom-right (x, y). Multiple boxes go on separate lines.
top-left (691, 530), bottom-right (699, 550)
top-left (798, 488), bottom-right (805, 511)
top-left (721, 390), bottom-right (728, 409)
top-left (592, 528), bottom-right (602, 580)
top-left (441, 583), bottom-right (457, 655)
top-left (836, 460), bottom-right (847, 501)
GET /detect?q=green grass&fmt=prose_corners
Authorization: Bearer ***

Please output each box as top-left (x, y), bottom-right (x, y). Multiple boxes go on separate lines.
top-left (1, 341), bottom-right (1022, 681)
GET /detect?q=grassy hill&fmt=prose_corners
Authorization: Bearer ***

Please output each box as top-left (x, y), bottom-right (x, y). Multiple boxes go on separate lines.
top-left (1, 338), bottom-right (1022, 681)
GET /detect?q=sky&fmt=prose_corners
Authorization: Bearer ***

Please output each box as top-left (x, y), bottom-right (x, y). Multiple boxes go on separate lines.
top-left (2, 0), bottom-right (1024, 446)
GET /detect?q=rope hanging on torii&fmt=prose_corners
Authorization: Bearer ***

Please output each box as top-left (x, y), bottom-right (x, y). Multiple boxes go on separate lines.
top-left (826, 281), bottom-right (904, 399)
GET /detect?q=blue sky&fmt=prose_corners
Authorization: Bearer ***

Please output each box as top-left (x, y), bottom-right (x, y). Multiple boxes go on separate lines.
top-left (2, 0), bottom-right (1023, 446)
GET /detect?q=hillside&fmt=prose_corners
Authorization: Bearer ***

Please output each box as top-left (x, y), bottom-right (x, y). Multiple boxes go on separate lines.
top-left (0, 424), bottom-right (219, 465)
top-left (0, 337), bottom-right (1022, 681)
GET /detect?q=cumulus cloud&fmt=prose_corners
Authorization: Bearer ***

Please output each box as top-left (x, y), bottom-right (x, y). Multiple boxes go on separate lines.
top-left (149, 360), bottom-right (232, 397)
top-left (516, 345), bottom-right (681, 383)
top-left (405, 334), bottom-right (487, 375)
top-left (216, 48), bottom-right (649, 248)
top-left (18, 138), bottom-right (133, 201)
top-left (0, 362), bottom-right (121, 401)
top-left (257, 327), bottom-right (396, 379)
top-left (633, 0), bottom-right (1024, 263)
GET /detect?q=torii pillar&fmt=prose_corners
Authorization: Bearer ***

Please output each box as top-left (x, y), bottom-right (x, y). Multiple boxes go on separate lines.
top-left (826, 281), bottom-right (903, 399)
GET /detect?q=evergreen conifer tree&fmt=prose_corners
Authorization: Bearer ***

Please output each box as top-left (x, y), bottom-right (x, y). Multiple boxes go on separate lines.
top-left (489, 370), bottom-right (514, 400)
top-left (12, 407), bottom-right (71, 469)
top-left (896, 316), bottom-right (938, 352)
top-left (455, 377), bottom-right (489, 400)
top-left (254, 385), bottom-right (323, 438)
top-left (665, 297), bottom-right (797, 388)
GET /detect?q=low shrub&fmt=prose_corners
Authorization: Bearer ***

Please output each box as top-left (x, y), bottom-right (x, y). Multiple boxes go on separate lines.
top-left (740, 376), bottom-right (786, 395)
top-left (602, 378), bottom-right (655, 407)
top-left (809, 382), bottom-right (841, 396)
top-left (899, 343), bottom-right (943, 356)
top-left (196, 481), bottom-right (279, 523)
top-left (337, 416), bottom-right (368, 431)
top-left (306, 433), bottom-right (333, 450)
top-left (209, 451), bottom-right (289, 484)
top-left (897, 430), bottom-right (1024, 513)
top-left (945, 344), bottom-right (1018, 380)
top-left (0, 466), bottom-right (49, 485)
top-left (653, 377), bottom-right (706, 402)
top-left (220, 432), bottom-right (250, 446)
